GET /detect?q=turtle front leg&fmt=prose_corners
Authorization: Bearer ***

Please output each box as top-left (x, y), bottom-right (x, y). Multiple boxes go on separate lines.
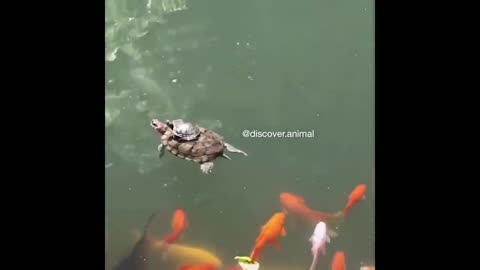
top-left (157, 144), bottom-right (166, 158)
top-left (224, 143), bottom-right (248, 156)
top-left (200, 162), bottom-right (214, 174)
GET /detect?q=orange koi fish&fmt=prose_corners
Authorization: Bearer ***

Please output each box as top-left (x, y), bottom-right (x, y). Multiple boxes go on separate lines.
top-left (343, 184), bottom-right (367, 217)
top-left (250, 212), bottom-right (287, 262)
top-left (280, 192), bottom-right (342, 224)
top-left (331, 251), bottom-right (345, 270)
top-left (180, 263), bottom-right (217, 270)
top-left (165, 208), bottom-right (188, 244)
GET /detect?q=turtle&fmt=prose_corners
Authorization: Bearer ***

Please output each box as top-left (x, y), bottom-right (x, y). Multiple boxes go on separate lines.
top-left (150, 118), bottom-right (247, 174)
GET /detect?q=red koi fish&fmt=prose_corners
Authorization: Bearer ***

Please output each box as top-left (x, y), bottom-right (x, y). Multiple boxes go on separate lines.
top-left (180, 263), bottom-right (217, 270)
top-left (165, 208), bottom-right (188, 244)
top-left (331, 251), bottom-right (345, 270)
top-left (280, 192), bottom-right (343, 224)
top-left (250, 212), bottom-right (287, 262)
top-left (343, 184), bottom-right (367, 217)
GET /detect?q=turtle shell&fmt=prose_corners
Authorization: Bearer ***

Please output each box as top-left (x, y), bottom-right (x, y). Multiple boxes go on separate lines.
top-left (160, 126), bottom-right (225, 164)
top-left (174, 122), bottom-right (200, 141)
top-left (170, 119), bottom-right (200, 141)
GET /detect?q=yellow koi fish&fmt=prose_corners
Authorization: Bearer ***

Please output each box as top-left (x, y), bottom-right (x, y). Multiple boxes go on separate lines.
top-left (153, 240), bottom-right (223, 268)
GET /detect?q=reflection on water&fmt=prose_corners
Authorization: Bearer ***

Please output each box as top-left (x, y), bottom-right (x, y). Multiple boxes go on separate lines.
top-left (106, 0), bottom-right (217, 174)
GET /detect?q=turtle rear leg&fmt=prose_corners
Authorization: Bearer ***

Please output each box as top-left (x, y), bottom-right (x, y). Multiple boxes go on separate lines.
top-left (200, 162), bottom-right (214, 174)
top-left (224, 143), bottom-right (247, 156)
top-left (157, 144), bottom-right (165, 158)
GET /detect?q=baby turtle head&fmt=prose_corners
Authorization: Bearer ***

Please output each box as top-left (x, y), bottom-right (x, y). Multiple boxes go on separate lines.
top-left (150, 119), bottom-right (169, 134)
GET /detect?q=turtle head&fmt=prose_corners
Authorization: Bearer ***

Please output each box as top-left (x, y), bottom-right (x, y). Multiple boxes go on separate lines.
top-left (150, 119), bottom-right (169, 134)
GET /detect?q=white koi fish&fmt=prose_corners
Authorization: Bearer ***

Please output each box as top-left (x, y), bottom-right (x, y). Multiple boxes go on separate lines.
top-left (309, 222), bottom-right (330, 270)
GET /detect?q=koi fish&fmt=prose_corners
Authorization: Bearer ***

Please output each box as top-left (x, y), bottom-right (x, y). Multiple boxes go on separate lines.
top-left (343, 184), bottom-right (367, 217)
top-left (161, 208), bottom-right (189, 261)
top-left (165, 208), bottom-right (188, 244)
top-left (331, 251), bottom-right (345, 270)
top-left (112, 212), bottom-right (161, 270)
top-left (280, 192), bottom-right (343, 224)
top-left (309, 222), bottom-right (330, 270)
top-left (153, 241), bottom-right (223, 268)
top-left (250, 212), bottom-right (287, 262)
top-left (280, 192), bottom-right (342, 237)
top-left (180, 263), bottom-right (217, 270)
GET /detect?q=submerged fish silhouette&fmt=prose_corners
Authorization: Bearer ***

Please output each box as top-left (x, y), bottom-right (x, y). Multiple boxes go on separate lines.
top-left (112, 212), bottom-right (161, 270)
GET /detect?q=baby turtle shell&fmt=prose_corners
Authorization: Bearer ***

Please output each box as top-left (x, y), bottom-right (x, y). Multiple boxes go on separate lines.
top-left (168, 119), bottom-right (200, 141)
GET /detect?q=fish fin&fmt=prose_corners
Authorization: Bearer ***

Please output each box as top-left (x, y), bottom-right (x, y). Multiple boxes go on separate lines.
top-left (322, 246), bottom-right (326, 255)
top-left (327, 228), bottom-right (338, 239)
top-left (273, 239), bottom-right (281, 250)
top-left (332, 211), bottom-right (344, 219)
top-left (281, 227), bottom-right (287, 236)
top-left (362, 195), bottom-right (366, 200)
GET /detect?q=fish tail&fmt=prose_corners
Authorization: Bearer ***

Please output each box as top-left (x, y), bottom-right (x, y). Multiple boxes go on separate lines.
top-left (163, 232), bottom-right (176, 244)
top-left (344, 196), bottom-right (365, 217)
top-left (309, 209), bottom-right (342, 221)
top-left (309, 253), bottom-right (318, 270)
top-left (161, 227), bottom-right (182, 261)
top-left (342, 204), bottom-right (351, 217)
top-left (164, 227), bottom-right (183, 244)
top-left (250, 245), bottom-right (264, 262)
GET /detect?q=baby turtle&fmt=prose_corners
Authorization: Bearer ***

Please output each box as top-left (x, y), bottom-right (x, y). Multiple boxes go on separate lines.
top-left (150, 118), bottom-right (247, 174)
top-left (167, 119), bottom-right (201, 141)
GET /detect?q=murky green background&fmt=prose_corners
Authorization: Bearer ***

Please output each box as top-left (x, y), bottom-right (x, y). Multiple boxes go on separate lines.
top-left (106, 0), bottom-right (374, 269)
